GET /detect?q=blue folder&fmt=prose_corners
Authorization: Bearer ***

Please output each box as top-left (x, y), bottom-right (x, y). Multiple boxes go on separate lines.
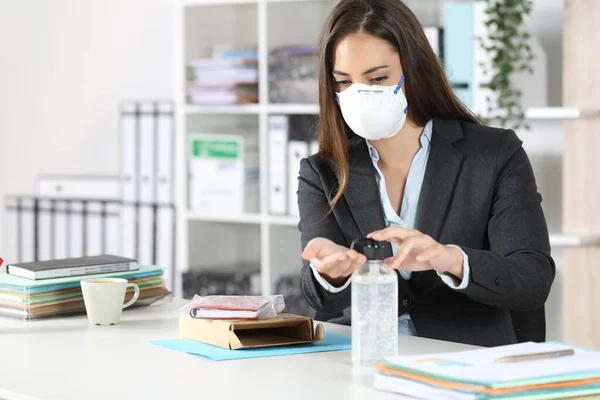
top-left (150, 331), bottom-right (351, 361)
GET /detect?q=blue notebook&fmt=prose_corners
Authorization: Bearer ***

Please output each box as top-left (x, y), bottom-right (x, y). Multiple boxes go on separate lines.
top-left (150, 331), bottom-right (351, 361)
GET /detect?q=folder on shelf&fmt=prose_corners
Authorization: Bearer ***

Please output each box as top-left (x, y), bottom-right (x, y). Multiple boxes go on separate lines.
top-left (287, 141), bottom-right (309, 217)
top-left (3, 197), bottom-right (20, 266)
top-left (37, 175), bottom-right (120, 200)
top-left (424, 26), bottom-right (444, 60)
top-left (35, 199), bottom-right (51, 262)
top-left (156, 102), bottom-right (175, 205)
top-left (268, 115), bottom-right (289, 215)
top-left (444, 2), bottom-right (475, 109)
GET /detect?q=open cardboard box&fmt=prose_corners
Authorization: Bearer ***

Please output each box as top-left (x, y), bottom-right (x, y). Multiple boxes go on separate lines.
top-left (179, 311), bottom-right (325, 350)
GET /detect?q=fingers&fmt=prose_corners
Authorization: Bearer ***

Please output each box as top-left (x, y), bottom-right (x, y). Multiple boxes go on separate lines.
top-left (368, 226), bottom-right (420, 244)
top-left (302, 237), bottom-right (333, 260)
top-left (311, 249), bottom-right (366, 279)
top-left (389, 235), bottom-right (434, 268)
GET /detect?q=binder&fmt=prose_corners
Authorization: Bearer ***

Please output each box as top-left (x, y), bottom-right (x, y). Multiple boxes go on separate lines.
top-left (423, 26), bottom-right (444, 61)
top-left (287, 141), bottom-right (309, 217)
top-left (444, 2), bottom-right (475, 108)
top-left (37, 175), bottom-right (119, 200)
top-left (120, 103), bottom-right (139, 203)
top-left (156, 102), bottom-right (175, 204)
top-left (104, 201), bottom-right (121, 256)
top-left (156, 204), bottom-right (175, 289)
top-left (53, 200), bottom-right (69, 260)
top-left (37, 199), bottom-right (53, 261)
top-left (310, 140), bottom-right (319, 156)
top-left (84, 201), bottom-right (103, 257)
top-left (3, 197), bottom-right (20, 265)
top-left (19, 198), bottom-right (36, 263)
top-left (68, 201), bottom-right (85, 259)
top-left (268, 115), bottom-right (289, 215)
top-left (138, 102), bottom-right (156, 203)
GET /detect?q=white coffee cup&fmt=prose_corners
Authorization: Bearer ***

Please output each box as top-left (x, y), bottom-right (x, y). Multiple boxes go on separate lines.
top-left (81, 278), bottom-right (140, 325)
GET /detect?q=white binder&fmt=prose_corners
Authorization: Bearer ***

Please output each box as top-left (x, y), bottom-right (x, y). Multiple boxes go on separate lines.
top-left (53, 200), bottom-right (68, 260)
top-left (105, 201), bottom-right (121, 256)
top-left (85, 201), bottom-right (103, 257)
top-left (68, 201), bottom-right (85, 258)
top-left (268, 115), bottom-right (289, 215)
top-left (3, 197), bottom-right (20, 265)
top-left (424, 26), bottom-right (443, 59)
top-left (121, 203), bottom-right (137, 260)
top-left (310, 140), bottom-right (319, 156)
top-left (156, 102), bottom-right (174, 204)
top-left (120, 103), bottom-right (138, 203)
top-left (138, 102), bottom-right (156, 203)
top-left (156, 205), bottom-right (175, 290)
top-left (37, 199), bottom-right (53, 261)
top-left (19, 198), bottom-right (36, 263)
top-left (287, 141), bottom-right (309, 217)
top-left (37, 175), bottom-right (119, 200)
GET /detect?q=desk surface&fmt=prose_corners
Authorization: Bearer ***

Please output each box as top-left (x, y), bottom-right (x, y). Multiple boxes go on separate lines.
top-left (0, 297), bottom-right (478, 400)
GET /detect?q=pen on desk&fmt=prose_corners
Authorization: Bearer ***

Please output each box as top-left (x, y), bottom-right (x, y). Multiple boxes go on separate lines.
top-left (494, 349), bottom-right (575, 363)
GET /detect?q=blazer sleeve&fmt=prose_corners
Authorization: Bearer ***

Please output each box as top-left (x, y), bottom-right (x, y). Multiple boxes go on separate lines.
top-left (459, 130), bottom-right (556, 311)
top-left (297, 157), bottom-right (352, 315)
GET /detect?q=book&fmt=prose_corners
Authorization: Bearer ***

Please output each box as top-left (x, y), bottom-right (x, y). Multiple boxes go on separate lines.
top-left (6, 255), bottom-right (138, 280)
top-left (374, 341), bottom-right (600, 399)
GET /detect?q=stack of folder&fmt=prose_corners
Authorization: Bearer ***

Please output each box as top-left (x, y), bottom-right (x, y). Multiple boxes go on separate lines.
top-left (373, 342), bottom-right (600, 399)
top-left (0, 265), bottom-right (170, 320)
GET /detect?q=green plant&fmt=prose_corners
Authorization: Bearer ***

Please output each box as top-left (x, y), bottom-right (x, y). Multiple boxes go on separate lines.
top-left (477, 0), bottom-right (535, 130)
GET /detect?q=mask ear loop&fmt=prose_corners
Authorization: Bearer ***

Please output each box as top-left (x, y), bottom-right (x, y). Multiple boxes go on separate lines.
top-left (393, 75), bottom-right (405, 94)
top-left (393, 75), bottom-right (409, 115)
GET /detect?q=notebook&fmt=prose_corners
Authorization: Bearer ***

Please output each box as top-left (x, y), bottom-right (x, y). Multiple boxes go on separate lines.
top-left (6, 255), bottom-right (138, 280)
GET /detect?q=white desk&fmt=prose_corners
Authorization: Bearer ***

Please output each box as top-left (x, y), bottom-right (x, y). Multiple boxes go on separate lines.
top-left (0, 297), bottom-right (477, 400)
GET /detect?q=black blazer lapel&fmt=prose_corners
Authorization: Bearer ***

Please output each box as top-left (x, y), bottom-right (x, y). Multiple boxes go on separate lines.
top-left (415, 119), bottom-right (465, 241)
top-left (344, 140), bottom-right (390, 255)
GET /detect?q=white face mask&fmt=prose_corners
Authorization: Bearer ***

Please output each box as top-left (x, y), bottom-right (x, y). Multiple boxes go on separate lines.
top-left (336, 75), bottom-right (408, 141)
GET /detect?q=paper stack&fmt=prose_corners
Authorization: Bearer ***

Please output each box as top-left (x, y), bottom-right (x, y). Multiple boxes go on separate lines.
top-left (187, 48), bottom-right (258, 105)
top-left (373, 342), bottom-right (600, 399)
top-left (0, 265), bottom-right (170, 320)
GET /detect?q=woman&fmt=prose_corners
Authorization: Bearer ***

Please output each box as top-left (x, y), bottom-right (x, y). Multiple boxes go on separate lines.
top-left (298, 0), bottom-right (555, 347)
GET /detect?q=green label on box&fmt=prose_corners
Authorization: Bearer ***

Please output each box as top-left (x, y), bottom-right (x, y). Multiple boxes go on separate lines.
top-left (192, 139), bottom-right (239, 159)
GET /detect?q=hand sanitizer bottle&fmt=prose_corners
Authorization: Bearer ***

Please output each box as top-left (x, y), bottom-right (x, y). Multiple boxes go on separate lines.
top-left (351, 239), bottom-right (398, 366)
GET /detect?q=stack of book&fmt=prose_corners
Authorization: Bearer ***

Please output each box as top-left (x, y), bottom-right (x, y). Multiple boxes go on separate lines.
top-left (373, 342), bottom-right (600, 399)
top-left (187, 48), bottom-right (258, 105)
top-left (0, 256), bottom-right (170, 320)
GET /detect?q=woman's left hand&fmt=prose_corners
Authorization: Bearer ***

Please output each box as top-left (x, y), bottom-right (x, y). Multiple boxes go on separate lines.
top-left (368, 227), bottom-right (464, 279)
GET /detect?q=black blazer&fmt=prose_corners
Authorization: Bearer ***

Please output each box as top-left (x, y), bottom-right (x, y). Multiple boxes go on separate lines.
top-left (297, 118), bottom-right (555, 347)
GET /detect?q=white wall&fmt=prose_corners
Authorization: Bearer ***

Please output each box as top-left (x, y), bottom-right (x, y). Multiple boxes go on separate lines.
top-left (0, 0), bottom-right (174, 254)
top-left (0, 0), bottom-right (567, 339)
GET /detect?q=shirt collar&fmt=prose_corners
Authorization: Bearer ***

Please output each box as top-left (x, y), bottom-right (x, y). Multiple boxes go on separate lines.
top-left (366, 120), bottom-right (433, 161)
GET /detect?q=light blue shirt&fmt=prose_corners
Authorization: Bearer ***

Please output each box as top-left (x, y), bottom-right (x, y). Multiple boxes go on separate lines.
top-left (310, 120), bottom-right (470, 336)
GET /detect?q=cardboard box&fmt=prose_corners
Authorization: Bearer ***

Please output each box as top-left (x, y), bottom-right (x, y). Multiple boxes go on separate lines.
top-left (179, 312), bottom-right (324, 350)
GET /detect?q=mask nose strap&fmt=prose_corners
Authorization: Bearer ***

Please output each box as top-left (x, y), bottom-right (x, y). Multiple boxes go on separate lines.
top-left (393, 75), bottom-right (405, 95)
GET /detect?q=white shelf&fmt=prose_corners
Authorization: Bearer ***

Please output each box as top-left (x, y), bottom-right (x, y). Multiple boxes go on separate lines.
top-left (484, 107), bottom-right (600, 120)
top-left (268, 215), bottom-right (301, 226)
top-left (187, 212), bottom-right (262, 224)
top-left (185, 104), bottom-right (261, 114)
top-left (549, 234), bottom-right (600, 247)
top-left (267, 103), bottom-right (319, 115)
top-left (526, 107), bottom-right (600, 119)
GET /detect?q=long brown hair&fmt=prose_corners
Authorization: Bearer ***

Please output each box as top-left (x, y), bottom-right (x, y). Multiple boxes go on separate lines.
top-left (317, 0), bottom-right (481, 209)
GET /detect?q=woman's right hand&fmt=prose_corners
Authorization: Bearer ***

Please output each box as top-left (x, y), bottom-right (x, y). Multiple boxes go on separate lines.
top-left (302, 237), bottom-right (367, 287)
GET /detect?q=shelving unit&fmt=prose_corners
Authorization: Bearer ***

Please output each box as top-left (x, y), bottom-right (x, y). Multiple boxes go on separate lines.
top-left (173, 1), bottom-right (600, 350)
top-left (174, 0), bottom-right (336, 298)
